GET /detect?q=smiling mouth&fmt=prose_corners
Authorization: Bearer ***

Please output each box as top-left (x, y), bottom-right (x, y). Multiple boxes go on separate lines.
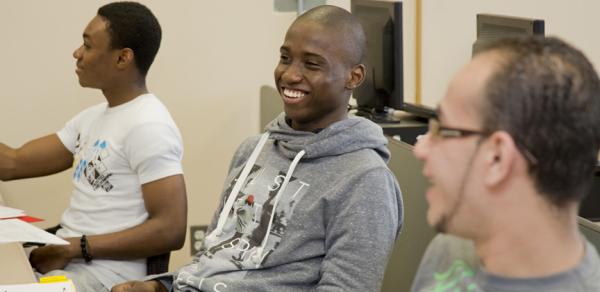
top-left (282, 88), bottom-right (307, 99)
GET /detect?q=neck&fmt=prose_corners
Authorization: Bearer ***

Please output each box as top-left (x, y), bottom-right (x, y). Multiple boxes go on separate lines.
top-left (290, 107), bottom-right (349, 132)
top-left (474, 201), bottom-right (584, 278)
top-left (102, 78), bottom-right (148, 107)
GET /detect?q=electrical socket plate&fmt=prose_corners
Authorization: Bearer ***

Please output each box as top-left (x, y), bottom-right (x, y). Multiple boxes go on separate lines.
top-left (190, 225), bottom-right (208, 256)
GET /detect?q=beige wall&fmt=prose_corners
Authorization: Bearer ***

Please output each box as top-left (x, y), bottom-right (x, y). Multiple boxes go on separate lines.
top-left (4, 0), bottom-right (598, 276)
top-left (0, 1), bottom-right (297, 270)
top-left (421, 0), bottom-right (600, 107)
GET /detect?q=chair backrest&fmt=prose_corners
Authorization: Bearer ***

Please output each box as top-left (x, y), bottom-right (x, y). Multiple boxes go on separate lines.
top-left (146, 252), bottom-right (170, 274)
top-left (380, 138), bottom-right (436, 292)
top-left (259, 85), bottom-right (282, 130)
top-left (579, 217), bottom-right (600, 252)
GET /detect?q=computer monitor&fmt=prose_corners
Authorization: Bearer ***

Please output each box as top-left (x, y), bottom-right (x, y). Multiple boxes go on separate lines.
top-left (351, 0), bottom-right (435, 123)
top-left (473, 14), bottom-right (545, 55)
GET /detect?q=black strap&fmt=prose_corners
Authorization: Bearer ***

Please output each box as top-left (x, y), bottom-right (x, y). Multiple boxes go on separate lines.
top-left (80, 235), bottom-right (93, 263)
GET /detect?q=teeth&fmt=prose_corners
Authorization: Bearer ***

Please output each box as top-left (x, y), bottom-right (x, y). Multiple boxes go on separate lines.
top-left (283, 88), bottom-right (306, 99)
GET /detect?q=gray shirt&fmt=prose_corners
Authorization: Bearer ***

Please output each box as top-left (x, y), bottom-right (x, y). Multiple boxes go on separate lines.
top-left (411, 234), bottom-right (600, 292)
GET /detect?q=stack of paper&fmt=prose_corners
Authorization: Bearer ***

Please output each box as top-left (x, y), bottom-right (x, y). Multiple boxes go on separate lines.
top-left (0, 205), bottom-right (43, 222)
top-left (0, 205), bottom-right (25, 219)
top-left (0, 219), bottom-right (68, 245)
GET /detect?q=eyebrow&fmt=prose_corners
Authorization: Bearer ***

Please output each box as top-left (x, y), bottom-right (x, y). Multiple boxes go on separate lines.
top-left (279, 46), bottom-right (324, 58)
top-left (304, 52), bottom-right (326, 62)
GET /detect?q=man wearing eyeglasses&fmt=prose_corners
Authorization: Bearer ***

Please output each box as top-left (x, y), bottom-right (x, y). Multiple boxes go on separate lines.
top-left (411, 36), bottom-right (600, 291)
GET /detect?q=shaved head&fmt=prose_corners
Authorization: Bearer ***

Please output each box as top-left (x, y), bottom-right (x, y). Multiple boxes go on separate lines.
top-left (294, 5), bottom-right (366, 65)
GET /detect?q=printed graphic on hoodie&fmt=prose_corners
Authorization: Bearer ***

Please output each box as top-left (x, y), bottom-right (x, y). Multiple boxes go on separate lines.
top-left (72, 135), bottom-right (114, 192)
top-left (175, 163), bottom-right (310, 291)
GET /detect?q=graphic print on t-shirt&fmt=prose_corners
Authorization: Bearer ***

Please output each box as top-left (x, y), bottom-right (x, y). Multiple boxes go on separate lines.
top-left (72, 136), bottom-right (114, 192)
top-left (179, 165), bottom-right (310, 291)
top-left (430, 260), bottom-right (480, 292)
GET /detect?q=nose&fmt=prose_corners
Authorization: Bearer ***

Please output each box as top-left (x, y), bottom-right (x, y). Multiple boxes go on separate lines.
top-left (73, 45), bottom-right (82, 59)
top-left (413, 133), bottom-right (432, 161)
top-left (280, 63), bottom-right (303, 84)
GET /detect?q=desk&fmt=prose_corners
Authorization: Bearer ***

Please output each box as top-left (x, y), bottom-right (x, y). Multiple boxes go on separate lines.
top-left (379, 114), bottom-right (428, 146)
top-left (0, 242), bottom-right (36, 284)
top-left (0, 202), bottom-right (37, 284)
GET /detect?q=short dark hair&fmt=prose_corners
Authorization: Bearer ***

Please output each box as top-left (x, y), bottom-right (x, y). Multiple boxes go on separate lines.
top-left (98, 1), bottom-right (161, 76)
top-left (296, 5), bottom-right (366, 65)
top-left (478, 36), bottom-right (600, 206)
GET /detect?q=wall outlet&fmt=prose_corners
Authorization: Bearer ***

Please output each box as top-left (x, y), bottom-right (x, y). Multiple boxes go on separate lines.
top-left (190, 225), bottom-right (208, 256)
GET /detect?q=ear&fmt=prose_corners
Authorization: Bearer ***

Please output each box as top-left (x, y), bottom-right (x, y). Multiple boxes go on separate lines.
top-left (345, 64), bottom-right (365, 90)
top-left (116, 48), bottom-right (134, 70)
top-left (482, 131), bottom-right (520, 187)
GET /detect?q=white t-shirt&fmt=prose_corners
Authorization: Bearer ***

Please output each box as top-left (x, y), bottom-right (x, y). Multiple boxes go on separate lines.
top-left (55, 93), bottom-right (183, 288)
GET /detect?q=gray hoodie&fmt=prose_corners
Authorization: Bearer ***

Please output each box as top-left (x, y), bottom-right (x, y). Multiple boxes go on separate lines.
top-left (155, 113), bottom-right (403, 291)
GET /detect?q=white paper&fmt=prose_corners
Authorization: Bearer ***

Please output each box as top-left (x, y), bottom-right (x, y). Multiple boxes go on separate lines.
top-left (0, 206), bottom-right (25, 219)
top-left (0, 280), bottom-right (76, 292)
top-left (0, 219), bottom-right (69, 245)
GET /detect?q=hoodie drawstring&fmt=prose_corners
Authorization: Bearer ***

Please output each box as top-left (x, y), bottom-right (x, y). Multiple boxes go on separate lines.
top-left (250, 149), bottom-right (305, 267)
top-left (206, 132), bottom-right (306, 268)
top-left (208, 132), bottom-right (270, 239)
top-left (205, 131), bottom-right (306, 268)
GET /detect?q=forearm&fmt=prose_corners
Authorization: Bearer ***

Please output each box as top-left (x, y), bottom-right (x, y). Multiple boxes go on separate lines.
top-left (0, 135), bottom-right (73, 181)
top-left (85, 174), bottom-right (187, 260)
top-left (0, 143), bottom-right (18, 180)
top-left (82, 216), bottom-right (185, 260)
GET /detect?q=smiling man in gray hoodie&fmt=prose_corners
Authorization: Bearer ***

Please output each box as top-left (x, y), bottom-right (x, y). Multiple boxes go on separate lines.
top-left (113, 5), bottom-right (403, 292)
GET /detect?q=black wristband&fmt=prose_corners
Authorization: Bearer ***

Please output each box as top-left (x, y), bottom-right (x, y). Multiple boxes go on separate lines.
top-left (80, 235), bottom-right (93, 263)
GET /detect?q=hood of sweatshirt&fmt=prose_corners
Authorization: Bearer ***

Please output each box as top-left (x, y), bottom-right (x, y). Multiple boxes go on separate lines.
top-left (265, 113), bottom-right (390, 162)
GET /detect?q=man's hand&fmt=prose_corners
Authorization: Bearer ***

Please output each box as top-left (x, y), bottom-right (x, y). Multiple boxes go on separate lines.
top-left (29, 237), bottom-right (78, 274)
top-left (111, 280), bottom-right (167, 292)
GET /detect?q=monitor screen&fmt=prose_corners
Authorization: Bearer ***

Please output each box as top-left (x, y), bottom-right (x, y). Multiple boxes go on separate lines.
top-left (352, 0), bottom-right (434, 123)
top-left (351, 0), bottom-right (403, 123)
top-left (473, 14), bottom-right (545, 55)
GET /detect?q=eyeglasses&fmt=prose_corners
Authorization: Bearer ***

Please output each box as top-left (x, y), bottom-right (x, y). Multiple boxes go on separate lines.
top-left (424, 116), bottom-right (538, 167)
top-left (427, 117), bottom-right (488, 139)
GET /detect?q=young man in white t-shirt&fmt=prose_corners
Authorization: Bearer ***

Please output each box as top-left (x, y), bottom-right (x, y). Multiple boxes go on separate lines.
top-left (0, 2), bottom-right (187, 292)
